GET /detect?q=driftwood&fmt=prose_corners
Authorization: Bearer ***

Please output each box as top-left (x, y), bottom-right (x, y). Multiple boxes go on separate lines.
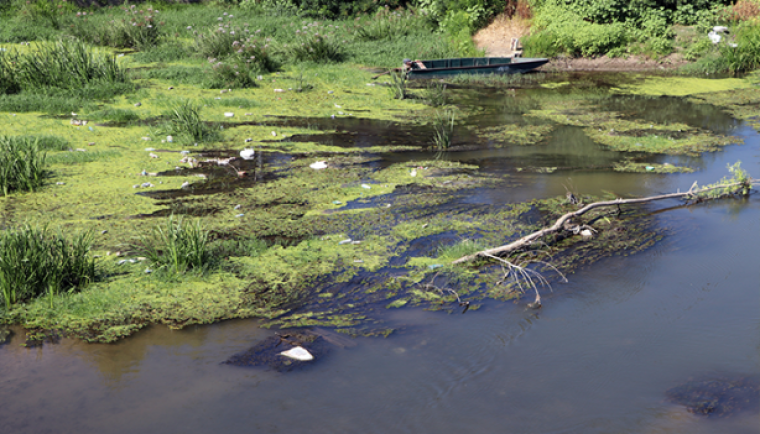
top-left (452, 179), bottom-right (756, 265)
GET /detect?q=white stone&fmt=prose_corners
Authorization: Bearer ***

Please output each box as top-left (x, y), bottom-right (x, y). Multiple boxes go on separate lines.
top-left (280, 346), bottom-right (313, 361)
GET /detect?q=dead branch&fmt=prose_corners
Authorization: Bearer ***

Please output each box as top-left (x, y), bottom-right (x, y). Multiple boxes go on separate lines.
top-left (452, 179), bottom-right (756, 264)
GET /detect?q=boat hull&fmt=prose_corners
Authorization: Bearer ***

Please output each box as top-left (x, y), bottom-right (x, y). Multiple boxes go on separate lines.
top-left (407, 57), bottom-right (548, 78)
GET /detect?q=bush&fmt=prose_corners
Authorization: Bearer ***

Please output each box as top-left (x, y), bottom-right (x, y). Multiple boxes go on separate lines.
top-left (522, 30), bottom-right (561, 57)
top-left (136, 216), bottom-right (211, 274)
top-left (0, 225), bottom-right (95, 309)
top-left (0, 136), bottom-right (48, 196)
top-left (719, 23), bottom-right (760, 74)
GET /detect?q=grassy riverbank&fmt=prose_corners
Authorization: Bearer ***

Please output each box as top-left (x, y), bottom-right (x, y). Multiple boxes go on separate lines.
top-left (0, 1), bottom-right (758, 343)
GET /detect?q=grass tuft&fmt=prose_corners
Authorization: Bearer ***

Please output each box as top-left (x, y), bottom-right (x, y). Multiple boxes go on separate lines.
top-left (0, 225), bottom-right (95, 310)
top-left (157, 100), bottom-right (220, 144)
top-left (432, 108), bottom-right (456, 149)
top-left (0, 136), bottom-right (48, 195)
top-left (136, 215), bottom-right (211, 275)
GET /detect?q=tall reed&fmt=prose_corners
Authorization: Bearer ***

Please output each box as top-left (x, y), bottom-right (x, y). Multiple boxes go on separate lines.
top-left (432, 109), bottom-right (456, 149)
top-left (0, 225), bottom-right (95, 310)
top-left (159, 100), bottom-right (219, 144)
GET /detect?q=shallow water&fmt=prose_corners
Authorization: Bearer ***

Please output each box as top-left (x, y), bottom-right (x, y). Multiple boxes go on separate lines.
top-left (2, 75), bottom-right (759, 434)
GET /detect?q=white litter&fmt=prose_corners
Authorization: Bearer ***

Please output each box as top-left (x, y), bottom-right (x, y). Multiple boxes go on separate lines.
top-left (338, 239), bottom-right (352, 245)
top-left (240, 148), bottom-right (255, 160)
top-left (309, 161), bottom-right (328, 169)
top-left (224, 112), bottom-right (234, 117)
top-left (280, 346), bottom-right (314, 361)
top-left (361, 184), bottom-right (371, 189)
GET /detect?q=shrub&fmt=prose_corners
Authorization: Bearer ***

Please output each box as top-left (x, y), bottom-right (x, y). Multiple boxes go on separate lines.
top-left (16, 0), bottom-right (74, 30)
top-left (719, 23), bottom-right (760, 74)
top-left (0, 225), bottom-right (95, 309)
top-left (522, 30), bottom-right (561, 57)
top-left (136, 216), bottom-right (211, 274)
top-left (0, 136), bottom-right (48, 196)
top-left (282, 21), bottom-right (345, 62)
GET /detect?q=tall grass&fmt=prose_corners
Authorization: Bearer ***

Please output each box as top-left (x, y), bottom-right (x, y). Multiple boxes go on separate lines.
top-left (0, 39), bottom-right (129, 97)
top-left (388, 68), bottom-right (408, 99)
top-left (136, 216), bottom-right (211, 274)
top-left (0, 225), bottom-right (95, 310)
top-left (282, 21), bottom-right (345, 62)
top-left (432, 108), bottom-right (456, 149)
top-left (719, 24), bottom-right (760, 74)
top-left (352, 8), bottom-right (431, 41)
top-left (0, 136), bottom-right (48, 195)
top-left (70, 4), bottom-right (161, 50)
top-left (424, 81), bottom-right (447, 106)
top-left (158, 100), bottom-right (219, 144)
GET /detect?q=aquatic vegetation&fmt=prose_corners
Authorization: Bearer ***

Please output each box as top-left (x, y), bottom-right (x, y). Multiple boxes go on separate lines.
top-left (136, 215), bottom-right (211, 275)
top-left (0, 136), bottom-right (47, 195)
top-left (432, 108), bottom-right (456, 149)
top-left (156, 100), bottom-right (220, 144)
top-left (0, 225), bottom-right (95, 309)
top-left (388, 68), bottom-right (409, 100)
top-left (479, 124), bottom-right (554, 146)
top-left (423, 80), bottom-right (448, 107)
top-left (447, 72), bottom-right (547, 87)
top-left (613, 160), bottom-right (694, 173)
top-left (47, 150), bottom-right (121, 166)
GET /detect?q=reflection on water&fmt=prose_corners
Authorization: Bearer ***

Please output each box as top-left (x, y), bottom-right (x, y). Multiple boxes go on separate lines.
top-left (1, 76), bottom-right (759, 434)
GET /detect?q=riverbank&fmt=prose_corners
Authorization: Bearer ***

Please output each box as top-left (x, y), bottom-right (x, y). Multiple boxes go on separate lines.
top-left (0, 3), bottom-right (758, 344)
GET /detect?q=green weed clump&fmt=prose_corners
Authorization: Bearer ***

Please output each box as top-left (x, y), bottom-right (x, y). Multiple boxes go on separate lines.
top-left (424, 81), bottom-right (447, 106)
top-left (282, 21), bottom-right (345, 62)
top-left (352, 8), bottom-right (430, 41)
top-left (0, 136), bottom-right (48, 196)
top-left (432, 108), bottom-right (456, 149)
top-left (69, 4), bottom-right (161, 50)
top-left (0, 225), bottom-right (95, 310)
top-left (137, 216), bottom-right (211, 274)
top-left (158, 100), bottom-right (219, 144)
top-left (0, 39), bottom-right (130, 98)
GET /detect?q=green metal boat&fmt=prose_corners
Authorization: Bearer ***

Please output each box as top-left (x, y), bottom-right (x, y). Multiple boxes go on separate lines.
top-left (405, 57), bottom-right (549, 78)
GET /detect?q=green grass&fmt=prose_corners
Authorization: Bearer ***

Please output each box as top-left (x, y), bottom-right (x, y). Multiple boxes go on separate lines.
top-left (435, 239), bottom-right (488, 262)
top-left (0, 135), bottom-right (48, 195)
top-left (0, 225), bottom-right (95, 309)
top-left (432, 108), bottom-right (456, 149)
top-left (136, 215), bottom-right (211, 275)
top-left (156, 100), bottom-right (220, 144)
top-left (47, 150), bottom-right (121, 165)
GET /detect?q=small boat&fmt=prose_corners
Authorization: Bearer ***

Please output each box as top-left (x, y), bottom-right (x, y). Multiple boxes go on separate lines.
top-left (405, 57), bottom-right (548, 78)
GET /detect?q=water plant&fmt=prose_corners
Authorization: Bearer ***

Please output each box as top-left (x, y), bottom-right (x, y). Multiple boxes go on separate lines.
top-left (424, 80), bottom-right (447, 106)
top-left (0, 225), bottom-right (95, 310)
top-left (157, 100), bottom-right (219, 144)
top-left (388, 68), bottom-right (408, 100)
top-left (432, 108), bottom-right (456, 149)
top-left (352, 8), bottom-right (430, 41)
top-left (0, 136), bottom-right (48, 196)
top-left (136, 216), bottom-right (211, 275)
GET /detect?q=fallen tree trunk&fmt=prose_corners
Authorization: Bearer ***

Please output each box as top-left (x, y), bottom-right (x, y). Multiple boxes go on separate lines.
top-left (452, 179), bottom-right (756, 264)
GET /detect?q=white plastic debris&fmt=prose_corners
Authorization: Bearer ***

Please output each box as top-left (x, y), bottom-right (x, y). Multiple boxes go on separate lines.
top-left (271, 131), bottom-right (277, 136)
top-left (339, 239), bottom-right (352, 245)
top-left (181, 181), bottom-right (190, 189)
top-left (240, 148), bottom-right (255, 160)
top-left (245, 138), bottom-right (253, 142)
top-left (410, 168), bottom-right (417, 177)
top-left (235, 213), bottom-right (245, 218)
top-left (361, 184), bottom-right (371, 189)
top-left (166, 135), bottom-right (173, 142)
top-left (334, 104), bottom-right (341, 108)
top-left (708, 31), bottom-right (722, 44)
top-left (224, 112), bottom-right (234, 117)
top-left (274, 88), bottom-right (285, 92)
top-left (149, 153), bottom-right (159, 159)
top-left (581, 229), bottom-right (593, 238)
top-left (280, 346), bottom-right (314, 361)
top-left (234, 204), bottom-right (241, 210)
top-left (309, 161), bottom-right (327, 169)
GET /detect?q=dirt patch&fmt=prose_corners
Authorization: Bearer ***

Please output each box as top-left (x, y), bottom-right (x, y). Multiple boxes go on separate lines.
top-left (473, 14), bottom-right (531, 57)
top-left (540, 54), bottom-right (689, 72)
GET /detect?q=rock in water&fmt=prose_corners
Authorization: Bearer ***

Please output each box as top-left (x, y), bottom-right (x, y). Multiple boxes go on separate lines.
top-left (280, 346), bottom-right (314, 361)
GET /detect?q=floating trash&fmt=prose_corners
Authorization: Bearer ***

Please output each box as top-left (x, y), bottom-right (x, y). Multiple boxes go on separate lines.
top-left (234, 204), bottom-right (241, 210)
top-left (144, 268), bottom-right (152, 274)
top-left (646, 166), bottom-right (655, 171)
top-left (271, 131), bottom-right (277, 136)
top-left (149, 153), bottom-right (159, 159)
top-left (181, 181), bottom-right (190, 189)
top-left (166, 135), bottom-right (173, 142)
top-left (274, 88), bottom-right (284, 93)
top-left (134, 102), bottom-right (142, 107)
top-left (361, 184), bottom-right (371, 189)
top-left (309, 161), bottom-right (327, 169)
top-left (56, 182), bottom-right (65, 185)
top-left (332, 200), bottom-right (342, 205)
top-left (224, 112), bottom-right (234, 117)
top-left (240, 148), bottom-right (255, 160)
top-left (245, 138), bottom-right (253, 142)
top-left (280, 346), bottom-right (314, 362)
top-left (428, 264), bottom-right (444, 270)
top-left (235, 213), bottom-right (245, 218)
top-left (338, 239), bottom-right (352, 245)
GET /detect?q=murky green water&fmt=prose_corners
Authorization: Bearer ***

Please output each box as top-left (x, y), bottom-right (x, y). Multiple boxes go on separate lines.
top-left (2, 75), bottom-right (759, 433)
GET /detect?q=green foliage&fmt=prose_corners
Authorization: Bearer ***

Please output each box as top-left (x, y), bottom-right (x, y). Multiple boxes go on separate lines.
top-left (352, 8), bottom-right (430, 41)
top-left (522, 31), bottom-right (561, 58)
top-left (282, 21), bottom-right (345, 62)
top-left (0, 39), bottom-right (128, 94)
top-left (46, 150), bottom-right (121, 165)
top-left (435, 238), bottom-right (487, 261)
top-left (16, 0), bottom-right (74, 30)
top-left (388, 68), bottom-right (408, 99)
top-left (136, 215), bottom-right (211, 275)
top-left (533, 2), bottom-right (627, 56)
top-left (157, 100), bottom-right (219, 144)
top-left (0, 225), bottom-right (95, 309)
top-left (718, 23), bottom-right (760, 75)
top-left (432, 108), bottom-right (456, 149)
top-left (423, 81), bottom-right (447, 106)
top-left (69, 4), bottom-right (161, 50)
top-left (0, 136), bottom-right (48, 195)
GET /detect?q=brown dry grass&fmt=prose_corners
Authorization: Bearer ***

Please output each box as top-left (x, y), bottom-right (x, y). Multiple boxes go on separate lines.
top-left (473, 13), bottom-right (532, 57)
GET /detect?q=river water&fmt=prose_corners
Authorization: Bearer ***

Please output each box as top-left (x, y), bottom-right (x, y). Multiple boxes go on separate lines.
top-left (1, 76), bottom-right (759, 433)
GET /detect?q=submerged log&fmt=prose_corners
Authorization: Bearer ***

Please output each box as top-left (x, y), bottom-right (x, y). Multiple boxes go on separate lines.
top-left (452, 179), bottom-right (756, 264)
